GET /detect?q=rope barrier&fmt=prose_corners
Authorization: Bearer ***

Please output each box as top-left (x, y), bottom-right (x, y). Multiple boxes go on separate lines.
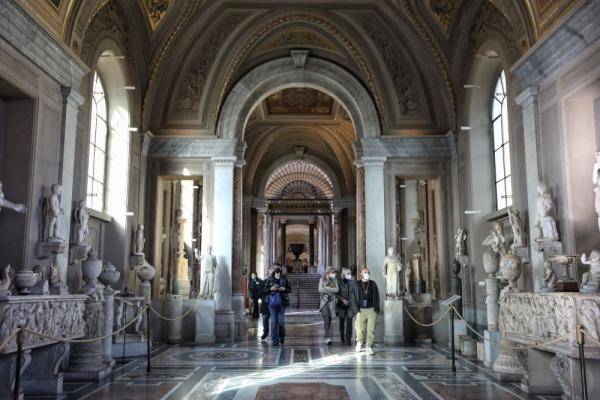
top-left (404, 305), bottom-right (451, 327)
top-left (451, 305), bottom-right (571, 351)
top-left (148, 291), bottom-right (204, 321)
top-left (582, 329), bottom-right (600, 347)
top-left (0, 329), bottom-right (19, 353)
top-left (20, 305), bottom-right (148, 344)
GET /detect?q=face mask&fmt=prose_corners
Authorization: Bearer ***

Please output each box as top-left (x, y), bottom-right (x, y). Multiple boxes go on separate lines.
top-left (363, 273), bottom-right (370, 281)
top-left (330, 273), bottom-right (336, 279)
top-left (345, 274), bottom-right (352, 280)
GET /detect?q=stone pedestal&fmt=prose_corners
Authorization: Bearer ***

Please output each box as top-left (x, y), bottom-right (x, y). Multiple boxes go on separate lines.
top-left (22, 343), bottom-right (67, 396)
top-left (384, 299), bottom-right (405, 344)
top-left (492, 338), bottom-right (523, 382)
top-left (485, 277), bottom-right (500, 330)
top-left (102, 288), bottom-right (116, 364)
top-left (232, 293), bottom-right (245, 341)
top-left (406, 304), bottom-right (432, 343)
top-left (484, 330), bottom-right (501, 368)
top-left (520, 348), bottom-right (562, 395)
top-left (462, 338), bottom-right (477, 357)
top-left (167, 294), bottom-right (183, 343)
top-left (453, 319), bottom-right (467, 349)
top-left (195, 299), bottom-right (216, 344)
top-left (65, 292), bottom-right (112, 381)
top-left (215, 309), bottom-right (235, 343)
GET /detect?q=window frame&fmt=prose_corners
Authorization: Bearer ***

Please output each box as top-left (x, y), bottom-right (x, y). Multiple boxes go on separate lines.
top-left (87, 70), bottom-right (109, 213)
top-left (490, 70), bottom-right (512, 211)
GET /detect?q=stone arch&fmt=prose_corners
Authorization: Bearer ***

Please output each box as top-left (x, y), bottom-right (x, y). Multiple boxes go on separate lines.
top-left (217, 54), bottom-right (381, 142)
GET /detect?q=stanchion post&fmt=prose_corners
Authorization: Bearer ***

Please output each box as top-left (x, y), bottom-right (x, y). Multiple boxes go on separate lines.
top-left (576, 324), bottom-right (588, 400)
top-left (122, 302), bottom-right (127, 371)
top-left (146, 306), bottom-right (151, 373)
top-left (13, 326), bottom-right (23, 400)
top-left (450, 305), bottom-right (456, 376)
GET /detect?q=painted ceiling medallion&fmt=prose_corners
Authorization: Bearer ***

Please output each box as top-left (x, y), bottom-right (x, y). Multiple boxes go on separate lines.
top-left (266, 88), bottom-right (333, 115)
top-left (143, 0), bottom-right (170, 30)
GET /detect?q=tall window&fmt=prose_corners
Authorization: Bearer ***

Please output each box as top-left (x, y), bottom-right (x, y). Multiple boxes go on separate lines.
top-left (87, 71), bottom-right (108, 211)
top-left (491, 70), bottom-right (512, 210)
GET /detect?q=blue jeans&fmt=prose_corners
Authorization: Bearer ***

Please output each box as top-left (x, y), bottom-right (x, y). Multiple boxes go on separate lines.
top-left (269, 305), bottom-right (286, 344)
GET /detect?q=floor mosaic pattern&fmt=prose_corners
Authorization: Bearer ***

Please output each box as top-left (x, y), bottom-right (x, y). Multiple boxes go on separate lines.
top-left (30, 312), bottom-right (563, 399)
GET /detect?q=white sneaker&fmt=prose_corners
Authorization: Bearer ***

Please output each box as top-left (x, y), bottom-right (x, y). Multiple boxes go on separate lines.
top-left (355, 343), bottom-right (363, 352)
top-left (366, 347), bottom-right (374, 355)
top-left (324, 338), bottom-right (332, 345)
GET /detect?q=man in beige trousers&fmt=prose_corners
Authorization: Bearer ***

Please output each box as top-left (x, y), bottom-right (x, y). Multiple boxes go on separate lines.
top-left (352, 267), bottom-right (380, 355)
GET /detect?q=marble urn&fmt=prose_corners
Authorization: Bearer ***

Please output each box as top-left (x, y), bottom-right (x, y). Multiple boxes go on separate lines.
top-left (13, 269), bottom-right (39, 294)
top-left (483, 252), bottom-right (499, 277)
top-left (99, 262), bottom-right (120, 289)
top-left (81, 250), bottom-right (102, 288)
top-left (500, 254), bottom-right (521, 291)
top-left (136, 261), bottom-right (155, 283)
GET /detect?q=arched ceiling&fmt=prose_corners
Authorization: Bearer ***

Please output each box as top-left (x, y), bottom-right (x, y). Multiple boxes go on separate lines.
top-left (22, 0), bottom-right (581, 135)
top-left (265, 160), bottom-right (334, 200)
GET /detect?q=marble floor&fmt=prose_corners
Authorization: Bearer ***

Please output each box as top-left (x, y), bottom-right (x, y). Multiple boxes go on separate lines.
top-left (37, 310), bottom-right (561, 400)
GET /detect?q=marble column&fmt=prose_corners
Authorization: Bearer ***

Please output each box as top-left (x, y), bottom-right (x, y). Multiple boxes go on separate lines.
top-left (516, 87), bottom-right (544, 291)
top-left (262, 212), bottom-right (269, 276)
top-left (256, 210), bottom-right (265, 278)
top-left (356, 166), bottom-right (367, 268)
top-left (211, 157), bottom-right (235, 342)
top-left (280, 220), bottom-right (287, 267)
top-left (333, 210), bottom-right (342, 269)
top-left (102, 287), bottom-right (116, 364)
top-left (57, 87), bottom-right (85, 289)
top-left (308, 221), bottom-right (315, 267)
top-left (362, 157), bottom-right (387, 307)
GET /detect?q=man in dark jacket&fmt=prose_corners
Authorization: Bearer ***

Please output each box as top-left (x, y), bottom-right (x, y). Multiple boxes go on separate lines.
top-left (267, 267), bottom-right (291, 347)
top-left (249, 273), bottom-right (262, 319)
top-left (352, 267), bottom-right (380, 355)
top-left (336, 268), bottom-right (358, 345)
top-left (259, 276), bottom-right (271, 340)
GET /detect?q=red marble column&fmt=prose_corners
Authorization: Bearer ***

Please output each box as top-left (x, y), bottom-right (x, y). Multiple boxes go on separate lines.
top-left (232, 165), bottom-right (243, 294)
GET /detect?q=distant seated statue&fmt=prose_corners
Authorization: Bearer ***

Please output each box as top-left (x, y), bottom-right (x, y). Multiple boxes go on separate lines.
top-left (581, 250), bottom-right (600, 291)
top-left (536, 183), bottom-right (559, 241)
top-left (73, 199), bottom-right (90, 245)
top-left (542, 261), bottom-right (557, 291)
top-left (134, 224), bottom-right (145, 255)
top-left (43, 184), bottom-right (64, 242)
top-left (0, 181), bottom-right (26, 214)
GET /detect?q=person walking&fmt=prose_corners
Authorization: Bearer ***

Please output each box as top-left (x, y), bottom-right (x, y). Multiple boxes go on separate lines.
top-left (336, 268), bottom-right (357, 345)
top-left (259, 276), bottom-right (271, 340)
top-left (353, 267), bottom-right (380, 355)
top-left (249, 273), bottom-right (261, 319)
top-left (319, 267), bottom-right (339, 345)
top-left (267, 267), bottom-right (291, 347)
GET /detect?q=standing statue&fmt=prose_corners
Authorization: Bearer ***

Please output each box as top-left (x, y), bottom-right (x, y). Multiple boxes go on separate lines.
top-left (541, 261), bottom-right (557, 291)
top-left (43, 184), bottom-right (64, 241)
top-left (454, 227), bottom-right (467, 264)
top-left (581, 250), bottom-right (600, 292)
top-left (134, 224), bottom-right (145, 255)
top-left (593, 152), bottom-right (600, 232)
top-left (73, 200), bottom-right (90, 245)
top-left (536, 183), bottom-right (559, 241)
top-left (199, 245), bottom-right (217, 298)
top-left (0, 264), bottom-right (12, 297)
top-left (383, 246), bottom-right (404, 298)
top-left (482, 222), bottom-right (508, 257)
top-left (507, 207), bottom-right (525, 248)
top-left (0, 181), bottom-right (27, 214)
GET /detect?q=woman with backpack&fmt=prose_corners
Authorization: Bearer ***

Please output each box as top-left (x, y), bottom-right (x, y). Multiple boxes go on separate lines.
top-left (267, 267), bottom-right (291, 347)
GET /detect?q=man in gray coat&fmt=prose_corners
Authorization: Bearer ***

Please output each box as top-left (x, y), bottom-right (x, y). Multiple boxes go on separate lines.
top-left (336, 268), bottom-right (358, 345)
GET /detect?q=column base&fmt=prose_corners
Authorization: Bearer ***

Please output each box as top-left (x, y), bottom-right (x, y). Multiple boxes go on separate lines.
top-left (195, 299), bottom-right (216, 344)
top-left (64, 361), bottom-right (113, 382)
top-left (484, 330), bottom-right (500, 368)
top-left (232, 294), bottom-right (245, 341)
top-left (215, 310), bottom-right (235, 343)
top-left (384, 299), bottom-right (405, 345)
top-left (492, 339), bottom-right (523, 382)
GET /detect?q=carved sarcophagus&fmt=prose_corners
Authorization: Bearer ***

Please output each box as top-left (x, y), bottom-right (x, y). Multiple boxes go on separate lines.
top-left (0, 295), bottom-right (87, 354)
top-left (499, 292), bottom-right (600, 358)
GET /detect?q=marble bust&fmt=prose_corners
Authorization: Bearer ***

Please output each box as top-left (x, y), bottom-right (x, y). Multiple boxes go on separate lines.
top-left (199, 245), bottom-right (217, 298)
top-left (0, 181), bottom-right (27, 214)
top-left (581, 250), bottom-right (600, 292)
top-left (383, 246), bottom-right (403, 298)
top-left (535, 183), bottom-right (559, 241)
top-left (454, 227), bottom-right (467, 263)
top-left (44, 184), bottom-right (64, 242)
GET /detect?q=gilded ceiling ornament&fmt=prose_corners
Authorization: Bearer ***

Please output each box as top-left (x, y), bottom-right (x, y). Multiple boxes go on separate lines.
top-left (81, 1), bottom-right (129, 60)
top-left (143, 0), bottom-right (170, 30)
top-left (429, 0), bottom-right (458, 30)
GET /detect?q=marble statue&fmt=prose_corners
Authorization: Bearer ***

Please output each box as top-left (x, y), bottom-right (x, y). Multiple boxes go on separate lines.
top-left (535, 183), bottom-right (559, 241)
top-left (507, 207), bottom-right (525, 248)
top-left (595, 186), bottom-right (600, 233)
top-left (134, 224), bottom-right (145, 255)
top-left (0, 264), bottom-right (11, 297)
top-left (199, 245), bottom-right (217, 298)
top-left (593, 153), bottom-right (600, 231)
top-left (43, 184), bottom-right (64, 241)
top-left (541, 261), bottom-right (557, 292)
top-left (73, 200), bottom-right (90, 245)
top-left (383, 246), bottom-right (403, 298)
top-left (0, 181), bottom-right (26, 214)
top-left (482, 222), bottom-right (508, 257)
top-left (581, 250), bottom-right (600, 292)
top-left (454, 227), bottom-right (467, 263)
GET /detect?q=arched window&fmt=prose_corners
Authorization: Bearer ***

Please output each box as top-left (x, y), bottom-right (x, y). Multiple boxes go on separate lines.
top-left (491, 70), bottom-right (512, 210)
top-left (87, 71), bottom-right (108, 212)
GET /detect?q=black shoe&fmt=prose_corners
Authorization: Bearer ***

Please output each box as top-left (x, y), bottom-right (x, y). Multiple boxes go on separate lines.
top-left (280, 338), bottom-right (285, 345)
top-left (272, 342), bottom-right (279, 347)
top-left (341, 337), bottom-right (346, 344)
top-left (261, 334), bottom-right (267, 340)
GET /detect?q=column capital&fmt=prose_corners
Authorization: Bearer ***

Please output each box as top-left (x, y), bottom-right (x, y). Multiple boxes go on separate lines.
top-left (360, 156), bottom-right (387, 169)
top-left (211, 156), bottom-right (237, 168)
top-left (515, 86), bottom-right (539, 108)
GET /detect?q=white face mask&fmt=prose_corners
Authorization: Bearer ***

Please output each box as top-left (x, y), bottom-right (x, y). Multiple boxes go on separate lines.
top-left (330, 273), bottom-right (336, 279)
top-left (362, 273), bottom-right (370, 281)
top-left (345, 274), bottom-right (352, 280)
